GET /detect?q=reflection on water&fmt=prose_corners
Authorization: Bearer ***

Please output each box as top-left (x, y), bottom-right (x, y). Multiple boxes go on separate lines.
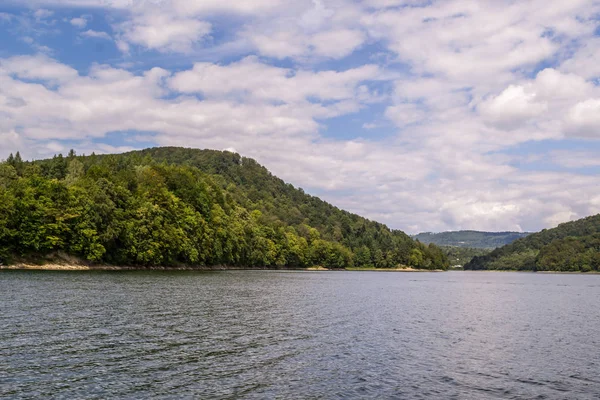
top-left (2, 270), bottom-right (600, 399)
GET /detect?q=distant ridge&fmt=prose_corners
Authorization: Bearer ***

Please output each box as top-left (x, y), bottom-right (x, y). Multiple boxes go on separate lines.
top-left (465, 214), bottom-right (600, 271)
top-left (412, 230), bottom-right (531, 249)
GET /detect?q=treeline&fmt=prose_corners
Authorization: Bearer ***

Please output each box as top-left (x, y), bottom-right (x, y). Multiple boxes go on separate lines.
top-left (0, 148), bottom-right (448, 270)
top-left (440, 246), bottom-right (491, 266)
top-left (465, 214), bottom-right (600, 271)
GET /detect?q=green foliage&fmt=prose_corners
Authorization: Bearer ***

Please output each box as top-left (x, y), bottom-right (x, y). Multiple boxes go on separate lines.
top-left (413, 230), bottom-right (530, 249)
top-left (465, 215), bottom-right (600, 271)
top-left (536, 234), bottom-right (600, 272)
top-left (0, 188), bottom-right (16, 263)
top-left (0, 147), bottom-right (449, 269)
top-left (441, 246), bottom-right (491, 266)
top-left (354, 245), bottom-right (372, 268)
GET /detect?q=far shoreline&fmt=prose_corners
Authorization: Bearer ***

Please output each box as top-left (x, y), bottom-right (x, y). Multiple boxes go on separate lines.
top-left (0, 263), bottom-right (444, 272)
top-left (2, 264), bottom-right (599, 274)
top-left (455, 269), bottom-right (600, 274)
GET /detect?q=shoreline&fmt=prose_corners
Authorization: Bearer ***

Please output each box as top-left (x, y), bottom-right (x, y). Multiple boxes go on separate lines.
top-left (3, 264), bottom-right (598, 274)
top-left (345, 267), bottom-right (445, 272)
top-left (0, 264), bottom-right (325, 272)
top-left (1, 263), bottom-right (444, 272)
top-left (459, 269), bottom-right (600, 274)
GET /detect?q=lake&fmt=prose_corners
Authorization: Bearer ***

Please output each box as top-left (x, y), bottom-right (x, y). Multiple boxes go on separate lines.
top-left (2, 270), bottom-right (600, 399)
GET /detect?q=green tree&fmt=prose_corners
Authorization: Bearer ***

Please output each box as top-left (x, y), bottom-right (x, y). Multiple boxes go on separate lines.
top-left (354, 245), bottom-right (372, 267)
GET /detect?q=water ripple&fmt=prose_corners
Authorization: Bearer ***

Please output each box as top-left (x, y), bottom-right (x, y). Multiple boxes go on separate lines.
top-left (2, 270), bottom-right (600, 399)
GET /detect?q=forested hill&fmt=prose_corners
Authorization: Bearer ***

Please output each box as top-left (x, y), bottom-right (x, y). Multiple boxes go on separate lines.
top-left (413, 230), bottom-right (531, 249)
top-left (0, 147), bottom-right (448, 270)
top-left (465, 214), bottom-right (600, 271)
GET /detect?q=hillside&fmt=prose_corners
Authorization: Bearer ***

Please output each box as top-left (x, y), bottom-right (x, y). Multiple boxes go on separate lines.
top-left (0, 147), bottom-right (448, 270)
top-left (441, 246), bottom-right (491, 267)
top-left (413, 230), bottom-right (531, 249)
top-left (465, 214), bottom-right (600, 271)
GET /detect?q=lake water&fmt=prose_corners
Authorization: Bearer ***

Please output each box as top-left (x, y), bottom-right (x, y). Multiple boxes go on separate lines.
top-left (2, 270), bottom-right (600, 399)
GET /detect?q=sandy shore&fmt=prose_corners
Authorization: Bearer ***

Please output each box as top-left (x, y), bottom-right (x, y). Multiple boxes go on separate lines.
top-left (0, 263), bottom-right (332, 272)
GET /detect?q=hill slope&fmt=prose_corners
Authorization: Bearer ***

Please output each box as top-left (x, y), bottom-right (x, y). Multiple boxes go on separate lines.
top-left (440, 246), bottom-right (491, 267)
top-left (0, 147), bottom-right (448, 270)
top-left (413, 230), bottom-right (530, 249)
top-left (465, 215), bottom-right (600, 271)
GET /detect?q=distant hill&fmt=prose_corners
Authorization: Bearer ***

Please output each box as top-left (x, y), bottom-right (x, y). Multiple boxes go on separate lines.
top-left (0, 147), bottom-right (448, 270)
top-left (465, 214), bottom-right (600, 271)
top-left (413, 231), bottom-right (531, 249)
top-left (440, 246), bottom-right (491, 267)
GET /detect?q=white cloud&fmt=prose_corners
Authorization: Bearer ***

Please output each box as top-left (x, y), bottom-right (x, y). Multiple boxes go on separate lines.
top-left (2, 0), bottom-right (600, 234)
top-left (480, 85), bottom-right (548, 129)
top-left (70, 17), bottom-right (87, 28)
top-left (533, 68), bottom-right (593, 101)
top-left (561, 37), bottom-right (600, 80)
top-left (0, 12), bottom-right (13, 23)
top-left (566, 99), bottom-right (600, 138)
top-left (115, 39), bottom-right (130, 53)
top-left (170, 0), bottom-right (281, 15)
top-left (27, 0), bottom-right (283, 54)
top-left (311, 29), bottom-right (365, 58)
top-left (362, 122), bottom-right (382, 130)
top-left (477, 67), bottom-right (599, 136)
top-left (168, 56), bottom-right (381, 104)
top-left (245, 0), bottom-right (367, 60)
top-left (33, 9), bottom-right (54, 20)
top-left (81, 29), bottom-right (111, 40)
top-left (249, 28), bottom-right (367, 60)
top-left (248, 31), bottom-right (307, 59)
top-left (118, 13), bottom-right (211, 53)
top-left (385, 103), bottom-right (426, 126)
top-left (0, 54), bottom-right (78, 84)
top-left (299, 0), bottom-right (334, 31)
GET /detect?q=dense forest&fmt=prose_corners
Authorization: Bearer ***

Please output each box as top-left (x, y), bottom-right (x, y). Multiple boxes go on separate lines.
top-left (465, 214), bottom-right (600, 271)
top-left (441, 246), bottom-right (491, 267)
top-left (0, 147), bottom-right (448, 270)
top-left (413, 230), bottom-right (530, 249)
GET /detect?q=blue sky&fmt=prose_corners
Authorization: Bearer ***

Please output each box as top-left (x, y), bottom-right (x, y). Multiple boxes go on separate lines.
top-left (1, 0), bottom-right (600, 233)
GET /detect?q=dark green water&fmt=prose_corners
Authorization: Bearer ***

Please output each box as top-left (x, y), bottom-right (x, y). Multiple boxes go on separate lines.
top-left (2, 270), bottom-right (600, 399)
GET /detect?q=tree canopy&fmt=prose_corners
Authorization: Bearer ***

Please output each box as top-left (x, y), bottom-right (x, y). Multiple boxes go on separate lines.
top-left (465, 214), bottom-right (600, 271)
top-left (0, 147), bottom-right (448, 270)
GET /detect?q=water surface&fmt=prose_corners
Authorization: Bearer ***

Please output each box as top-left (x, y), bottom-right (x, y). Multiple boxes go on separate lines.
top-left (2, 271), bottom-right (600, 399)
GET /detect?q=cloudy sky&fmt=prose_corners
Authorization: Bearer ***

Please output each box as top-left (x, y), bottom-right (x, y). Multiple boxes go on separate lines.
top-left (1, 0), bottom-right (600, 234)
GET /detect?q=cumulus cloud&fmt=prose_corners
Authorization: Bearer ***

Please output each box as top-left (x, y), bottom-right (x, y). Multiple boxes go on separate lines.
top-left (70, 16), bottom-right (87, 28)
top-left (2, 0), bottom-right (600, 233)
top-left (478, 67), bottom-right (600, 136)
top-left (248, 28), bottom-right (367, 60)
top-left (480, 85), bottom-right (548, 129)
top-left (566, 99), bottom-right (600, 137)
top-left (385, 103), bottom-right (427, 126)
top-left (311, 29), bottom-right (365, 58)
top-left (245, 0), bottom-right (367, 60)
top-left (118, 13), bottom-right (211, 53)
top-left (0, 54), bottom-right (78, 84)
top-left (168, 56), bottom-right (381, 104)
top-left (561, 38), bottom-right (600, 80)
top-left (80, 29), bottom-right (111, 40)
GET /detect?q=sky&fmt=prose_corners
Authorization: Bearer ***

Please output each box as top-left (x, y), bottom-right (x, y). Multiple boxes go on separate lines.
top-left (1, 0), bottom-right (600, 234)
